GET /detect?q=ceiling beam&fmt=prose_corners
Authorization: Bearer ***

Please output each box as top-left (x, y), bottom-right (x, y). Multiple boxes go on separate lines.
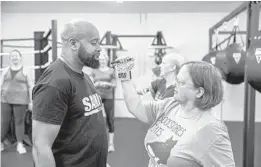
top-left (1, 1), bottom-right (242, 13)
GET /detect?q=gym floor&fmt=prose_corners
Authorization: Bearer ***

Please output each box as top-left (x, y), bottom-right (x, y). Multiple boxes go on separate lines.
top-left (1, 118), bottom-right (261, 167)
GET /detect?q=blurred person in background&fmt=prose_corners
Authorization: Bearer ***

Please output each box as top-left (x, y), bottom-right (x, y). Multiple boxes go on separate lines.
top-left (91, 52), bottom-right (116, 153)
top-left (1, 49), bottom-right (33, 154)
top-left (137, 51), bottom-right (185, 101)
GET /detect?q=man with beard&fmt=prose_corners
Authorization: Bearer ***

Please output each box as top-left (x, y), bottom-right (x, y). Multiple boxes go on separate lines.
top-left (32, 20), bottom-right (109, 167)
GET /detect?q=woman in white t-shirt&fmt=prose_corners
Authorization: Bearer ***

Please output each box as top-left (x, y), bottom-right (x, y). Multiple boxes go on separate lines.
top-left (118, 60), bottom-right (235, 167)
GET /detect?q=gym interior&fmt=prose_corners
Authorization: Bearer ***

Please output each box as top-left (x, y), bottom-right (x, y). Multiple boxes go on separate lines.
top-left (1, 1), bottom-right (261, 167)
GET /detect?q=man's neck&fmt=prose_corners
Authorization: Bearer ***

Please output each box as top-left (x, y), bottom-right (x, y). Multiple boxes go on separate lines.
top-left (60, 54), bottom-right (83, 74)
top-left (163, 72), bottom-right (176, 88)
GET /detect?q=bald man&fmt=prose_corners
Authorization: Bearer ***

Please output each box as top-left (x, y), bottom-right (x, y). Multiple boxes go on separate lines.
top-left (32, 20), bottom-right (108, 167)
top-left (138, 52), bottom-right (185, 100)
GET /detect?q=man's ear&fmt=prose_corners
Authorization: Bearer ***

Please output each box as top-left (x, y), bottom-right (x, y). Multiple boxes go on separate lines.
top-left (69, 38), bottom-right (78, 51)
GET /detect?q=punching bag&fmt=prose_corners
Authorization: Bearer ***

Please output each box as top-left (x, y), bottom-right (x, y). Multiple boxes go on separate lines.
top-left (246, 38), bottom-right (261, 93)
top-left (202, 51), bottom-right (217, 65)
top-left (225, 43), bottom-right (246, 84)
top-left (215, 51), bottom-right (229, 78)
top-left (216, 43), bottom-right (246, 84)
top-left (155, 55), bottom-right (162, 65)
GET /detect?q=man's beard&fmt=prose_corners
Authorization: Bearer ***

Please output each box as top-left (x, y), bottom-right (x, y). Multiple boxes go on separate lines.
top-left (78, 43), bottom-right (100, 69)
top-left (80, 55), bottom-right (100, 69)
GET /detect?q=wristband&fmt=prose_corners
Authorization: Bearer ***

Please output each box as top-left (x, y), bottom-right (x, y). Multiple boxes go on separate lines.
top-left (118, 71), bottom-right (132, 82)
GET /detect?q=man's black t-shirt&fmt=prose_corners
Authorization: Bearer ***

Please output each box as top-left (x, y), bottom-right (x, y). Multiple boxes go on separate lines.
top-left (32, 59), bottom-right (108, 167)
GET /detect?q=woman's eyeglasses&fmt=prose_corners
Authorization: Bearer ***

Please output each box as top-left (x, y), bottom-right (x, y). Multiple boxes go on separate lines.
top-left (175, 78), bottom-right (194, 87)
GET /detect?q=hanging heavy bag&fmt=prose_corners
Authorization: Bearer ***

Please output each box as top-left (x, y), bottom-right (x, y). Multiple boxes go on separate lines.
top-left (203, 29), bottom-right (222, 66)
top-left (216, 26), bottom-right (246, 84)
top-left (246, 37), bottom-right (261, 93)
top-left (155, 55), bottom-right (162, 65)
top-left (224, 42), bottom-right (246, 84)
top-left (215, 50), bottom-right (229, 78)
top-left (202, 50), bottom-right (218, 65)
top-left (215, 32), bottom-right (231, 79)
top-left (154, 49), bottom-right (165, 65)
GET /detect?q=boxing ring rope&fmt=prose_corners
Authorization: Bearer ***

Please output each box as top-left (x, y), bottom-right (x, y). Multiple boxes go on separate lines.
top-left (1, 38), bottom-right (61, 45)
top-left (43, 28), bottom-right (51, 39)
top-left (0, 44), bottom-right (52, 56)
top-left (1, 38), bottom-right (35, 42)
top-left (1, 39), bottom-right (62, 51)
top-left (1, 45), bottom-right (35, 49)
top-left (1, 40), bottom-right (62, 49)
top-left (0, 61), bottom-right (51, 72)
top-left (0, 43), bottom-right (52, 72)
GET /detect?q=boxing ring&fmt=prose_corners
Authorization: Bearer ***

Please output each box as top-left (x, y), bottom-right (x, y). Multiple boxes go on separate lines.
top-left (0, 20), bottom-right (59, 83)
top-left (0, 19), bottom-right (59, 147)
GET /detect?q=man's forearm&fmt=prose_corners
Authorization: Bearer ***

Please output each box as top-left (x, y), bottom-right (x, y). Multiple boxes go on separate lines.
top-left (33, 146), bottom-right (56, 167)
